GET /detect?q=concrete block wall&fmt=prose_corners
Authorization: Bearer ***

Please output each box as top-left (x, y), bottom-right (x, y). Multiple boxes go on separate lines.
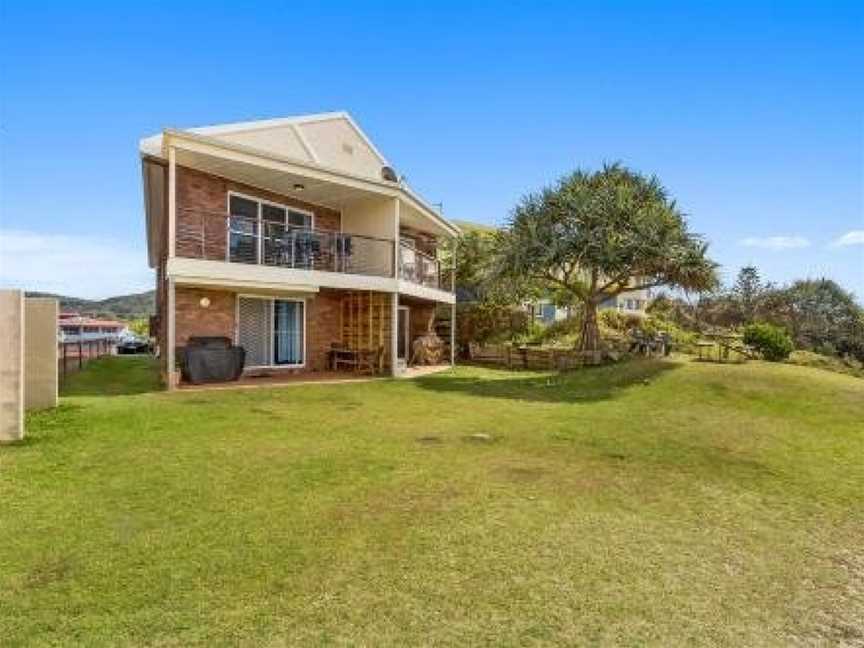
top-left (25, 298), bottom-right (59, 411)
top-left (0, 290), bottom-right (25, 442)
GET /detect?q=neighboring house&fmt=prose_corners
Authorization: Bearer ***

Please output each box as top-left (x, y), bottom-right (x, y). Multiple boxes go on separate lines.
top-left (139, 111), bottom-right (459, 388)
top-left (529, 287), bottom-right (652, 324)
top-left (58, 312), bottom-right (127, 342)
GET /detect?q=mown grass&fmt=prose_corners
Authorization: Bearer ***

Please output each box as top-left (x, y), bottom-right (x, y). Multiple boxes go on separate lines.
top-left (1, 355), bottom-right (862, 646)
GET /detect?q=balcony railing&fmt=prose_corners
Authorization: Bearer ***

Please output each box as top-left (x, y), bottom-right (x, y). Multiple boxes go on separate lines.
top-left (176, 208), bottom-right (449, 290)
top-left (176, 209), bottom-right (394, 278)
top-left (398, 241), bottom-right (441, 289)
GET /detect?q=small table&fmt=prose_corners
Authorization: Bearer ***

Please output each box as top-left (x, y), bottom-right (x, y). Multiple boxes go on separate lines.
top-left (330, 347), bottom-right (359, 371)
top-left (695, 341), bottom-right (715, 361)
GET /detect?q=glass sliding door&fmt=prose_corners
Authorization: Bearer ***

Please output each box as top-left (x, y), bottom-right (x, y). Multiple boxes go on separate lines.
top-left (274, 300), bottom-right (304, 366)
top-left (237, 297), bottom-right (305, 368)
top-left (227, 192), bottom-right (315, 268)
top-left (261, 204), bottom-right (287, 265)
top-left (228, 195), bottom-right (260, 264)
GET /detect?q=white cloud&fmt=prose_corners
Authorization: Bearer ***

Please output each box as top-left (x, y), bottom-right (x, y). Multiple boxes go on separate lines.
top-left (0, 229), bottom-right (153, 299)
top-left (830, 230), bottom-right (864, 247)
top-left (739, 235), bottom-right (811, 250)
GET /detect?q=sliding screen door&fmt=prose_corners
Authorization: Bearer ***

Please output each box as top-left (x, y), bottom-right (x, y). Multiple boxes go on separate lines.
top-left (238, 297), bottom-right (271, 367)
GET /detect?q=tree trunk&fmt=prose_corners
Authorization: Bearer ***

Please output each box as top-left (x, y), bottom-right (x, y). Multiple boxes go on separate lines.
top-left (579, 301), bottom-right (600, 352)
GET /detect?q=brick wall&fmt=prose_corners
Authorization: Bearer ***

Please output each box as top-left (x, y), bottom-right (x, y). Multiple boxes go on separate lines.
top-left (174, 287), bottom-right (236, 347)
top-left (307, 289), bottom-right (343, 371)
top-left (176, 166), bottom-right (342, 261)
top-left (171, 286), bottom-right (394, 376)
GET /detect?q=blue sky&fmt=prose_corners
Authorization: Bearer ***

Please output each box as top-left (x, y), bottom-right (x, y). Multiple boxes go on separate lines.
top-left (1, 1), bottom-right (862, 300)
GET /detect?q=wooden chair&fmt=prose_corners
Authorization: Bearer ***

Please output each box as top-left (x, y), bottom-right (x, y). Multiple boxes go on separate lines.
top-left (356, 346), bottom-right (385, 375)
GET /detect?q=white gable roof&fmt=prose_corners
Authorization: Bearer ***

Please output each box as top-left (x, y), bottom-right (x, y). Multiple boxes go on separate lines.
top-left (140, 111), bottom-right (391, 181)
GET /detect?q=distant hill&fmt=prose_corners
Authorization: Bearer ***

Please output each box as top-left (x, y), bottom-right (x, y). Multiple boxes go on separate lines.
top-left (453, 219), bottom-right (498, 234)
top-left (26, 290), bottom-right (155, 320)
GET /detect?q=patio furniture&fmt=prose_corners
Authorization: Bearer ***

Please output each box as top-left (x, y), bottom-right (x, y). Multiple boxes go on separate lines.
top-left (330, 345), bottom-right (359, 371)
top-left (356, 346), bottom-right (385, 374)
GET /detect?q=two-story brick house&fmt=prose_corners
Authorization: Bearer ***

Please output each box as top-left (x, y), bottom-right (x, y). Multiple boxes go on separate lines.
top-left (140, 112), bottom-right (458, 388)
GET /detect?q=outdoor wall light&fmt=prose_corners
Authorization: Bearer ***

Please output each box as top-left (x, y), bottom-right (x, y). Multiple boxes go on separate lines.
top-left (199, 297), bottom-right (211, 308)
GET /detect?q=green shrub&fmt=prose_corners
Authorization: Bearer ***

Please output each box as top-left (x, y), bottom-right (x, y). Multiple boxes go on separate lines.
top-left (456, 303), bottom-right (531, 347)
top-left (814, 341), bottom-right (838, 357)
top-left (599, 310), bottom-right (641, 332)
top-left (743, 323), bottom-right (794, 361)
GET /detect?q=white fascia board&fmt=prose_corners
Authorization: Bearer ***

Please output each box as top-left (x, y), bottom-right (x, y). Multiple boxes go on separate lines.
top-left (163, 129), bottom-right (400, 197)
top-left (166, 257), bottom-right (398, 294)
top-left (338, 112), bottom-right (390, 166)
top-left (399, 189), bottom-right (461, 237)
top-left (397, 280), bottom-right (456, 304)
top-left (139, 133), bottom-right (164, 158)
top-left (188, 111), bottom-right (349, 136)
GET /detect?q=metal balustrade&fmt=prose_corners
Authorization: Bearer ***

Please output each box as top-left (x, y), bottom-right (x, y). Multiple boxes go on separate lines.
top-left (398, 242), bottom-right (441, 289)
top-left (176, 209), bottom-right (394, 278)
top-left (176, 208), bottom-right (449, 290)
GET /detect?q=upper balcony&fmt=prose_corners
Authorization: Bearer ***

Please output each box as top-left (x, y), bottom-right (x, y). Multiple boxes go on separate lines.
top-left (398, 241), bottom-right (441, 289)
top-left (175, 207), bottom-right (447, 292)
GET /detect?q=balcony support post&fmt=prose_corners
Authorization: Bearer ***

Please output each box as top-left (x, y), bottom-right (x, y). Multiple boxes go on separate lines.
top-left (390, 293), bottom-right (399, 377)
top-left (168, 146), bottom-right (176, 259)
top-left (450, 301), bottom-right (456, 367)
top-left (391, 198), bottom-right (400, 376)
top-left (166, 276), bottom-right (177, 390)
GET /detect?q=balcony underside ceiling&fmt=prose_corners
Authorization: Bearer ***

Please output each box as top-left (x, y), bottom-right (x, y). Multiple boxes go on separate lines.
top-left (174, 147), bottom-right (383, 211)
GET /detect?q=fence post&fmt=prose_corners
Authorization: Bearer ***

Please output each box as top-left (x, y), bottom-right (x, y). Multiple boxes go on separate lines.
top-left (78, 340), bottom-right (83, 369)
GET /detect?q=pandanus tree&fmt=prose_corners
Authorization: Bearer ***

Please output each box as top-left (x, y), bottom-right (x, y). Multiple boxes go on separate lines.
top-left (493, 164), bottom-right (718, 352)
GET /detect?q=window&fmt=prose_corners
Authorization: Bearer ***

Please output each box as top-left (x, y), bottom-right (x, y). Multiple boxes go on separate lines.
top-left (227, 192), bottom-right (313, 264)
top-left (237, 296), bottom-right (305, 367)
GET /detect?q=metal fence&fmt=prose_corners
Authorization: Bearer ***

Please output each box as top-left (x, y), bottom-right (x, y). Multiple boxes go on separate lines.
top-left (58, 337), bottom-right (116, 380)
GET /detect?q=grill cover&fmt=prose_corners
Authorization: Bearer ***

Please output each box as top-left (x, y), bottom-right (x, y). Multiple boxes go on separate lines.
top-left (179, 337), bottom-right (246, 384)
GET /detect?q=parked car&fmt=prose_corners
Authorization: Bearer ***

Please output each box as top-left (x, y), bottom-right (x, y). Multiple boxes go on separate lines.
top-left (117, 336), bottom-right (151, 355)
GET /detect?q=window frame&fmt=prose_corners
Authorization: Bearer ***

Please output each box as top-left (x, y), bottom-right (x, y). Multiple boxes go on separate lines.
top-left (226, 191), bottom-right (315, 264)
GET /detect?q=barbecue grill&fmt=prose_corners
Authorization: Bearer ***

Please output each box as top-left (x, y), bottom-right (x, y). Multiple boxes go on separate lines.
top-left (178, 337), bottom-right (245, 384)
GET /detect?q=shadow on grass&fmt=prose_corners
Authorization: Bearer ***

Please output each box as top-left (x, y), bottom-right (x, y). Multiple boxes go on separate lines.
top-left (414, 358), bottom-right (682, 404)
top-left (61, 355), bottom-right (163, 397)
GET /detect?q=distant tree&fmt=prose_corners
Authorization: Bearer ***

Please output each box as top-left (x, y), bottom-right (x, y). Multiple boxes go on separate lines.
top-left (492, 164), bottom-right (718, 351)
top-left (732, 265), bottom-right (765, 323)
top-left (762, 279), bottom-right (864, 359)
top-left (443, 229), bottom-right (495, 302)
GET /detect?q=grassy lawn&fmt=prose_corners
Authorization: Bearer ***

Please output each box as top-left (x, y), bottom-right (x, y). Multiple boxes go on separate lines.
top-left (2, 356), bottom-right (863, 646)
